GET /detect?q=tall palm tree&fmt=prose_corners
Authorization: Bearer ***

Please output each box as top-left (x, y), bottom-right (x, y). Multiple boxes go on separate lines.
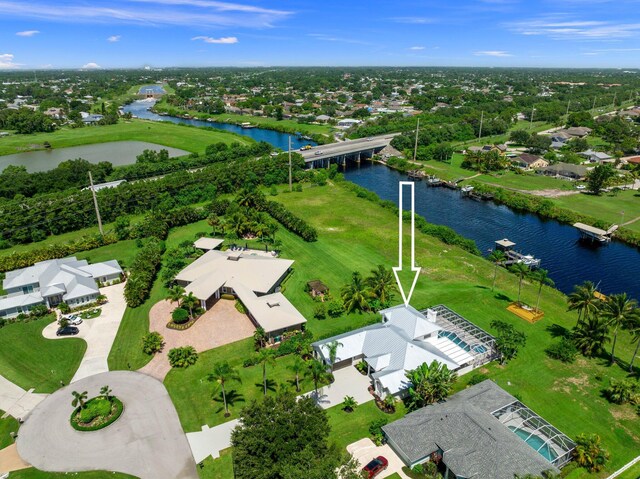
top-left (207, 214), bottom-right (221, 235)
top-left (509, 262), bottom-right (530, 306)
top-left (167, 285), bottom-right (185, 304)
top-left (568, 281), bottom-right (600, 324)
top-left (307, 359), bottom-right (328, 398)
top-left (341, 271), bottom-right (370, 313)
top-left (488, 250), bottom-right (506, 291)
top-left (572, 316), bottom-right (610, 357)
top-left (100, 385), bottom-right (112, 402)
top-left (71, 390), bottom-right (88, 409)
top-left (628, 315), bottom-right (640, 372)
top-left (208, 361), bottom-right (241, 416)
top-left (602, 293), bottom-right (639, 366)
top-left (288, 356), bottom-right (306, 392)
top-left (365, 265), bottom-right (397, 305)
top-left (181, 292), bottom-right (199, 319)
top-left (253, 327), bottom-right (267, 351)
top-left (325, 340), bottom-right (343, 371)
top-left (532, 269), bottom-right (554, 312)
top-left (257, 349), bottom-right (276, 396)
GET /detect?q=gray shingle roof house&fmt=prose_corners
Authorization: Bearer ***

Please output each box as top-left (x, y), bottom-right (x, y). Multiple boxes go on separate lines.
top-left (383, 380), bottom-right (576, 478)
top-left (0, 257), bottom-right (122, 318)
top-left (539, 162), bottom-right (588, 180)
top-left (312, 305), bottom-right (496, 397)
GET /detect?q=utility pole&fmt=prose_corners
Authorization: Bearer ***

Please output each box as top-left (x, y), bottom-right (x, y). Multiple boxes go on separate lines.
top-left (613, 92), bottom-right (617, 108)
top-left (413, 118), bottom-right (420, 162)
top-left (478, 111), bottom-right (484, 140)
top-left (88, 172), bottom-right (104, 236)
top-left (592, 96), bottom-right (597, 111)
top-left (530, 106), bottom-right (535, 129)
top-left (288, 136), bottom-right (292, 192)
top-left (566, 100), bottom-right (571, 117)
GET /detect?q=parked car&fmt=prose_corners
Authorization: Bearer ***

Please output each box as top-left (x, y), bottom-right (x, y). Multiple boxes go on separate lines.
top-left (575, 184), bottom-right (586, 190)
top-left (362, 456), bottom-right (388, 478)
top-left (56, 326), bottom-right (79, 336)
top-left (314, 150), bottom-right (323, 155)
top-left (61, 314), bottom-right (82, 326)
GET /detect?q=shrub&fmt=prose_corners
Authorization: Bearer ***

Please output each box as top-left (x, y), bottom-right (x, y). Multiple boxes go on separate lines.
top-left (313, 303), bottom-right (327, 319)
top-left (58, 302), bottom-right (70, 314)
top-left (168, 346), bottom-right (198, 368)
top-left (355, 360), bottom-right (368, 374)
top-left (142, 332), bottom-right (164, 355)
top-left (468, 373), bottom-right (489, 386)
top-left (369, 418), bottom-right (388, 446)
top-left (261, 200), bottom-right (317, 242)
top-left (546, 337), bottom-right (578, 363)
top-left (29, 304), bottom-right (49, 318)
top-left (78, 398), bottom-right (111, 424)
top-left (124, 238), bottom-right (165, 308)
top-left (171, 307), bottom-right (190, 324)
top-left (235, 300), bottom-right (247, 314)
top-left (604, 378), bottom-right (640, 405)
top-left (327, 299), bottom-right (344, 318)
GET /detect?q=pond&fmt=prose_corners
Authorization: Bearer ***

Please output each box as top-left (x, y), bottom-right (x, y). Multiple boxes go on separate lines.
top-left (0, 141), bottom-right (189, 173)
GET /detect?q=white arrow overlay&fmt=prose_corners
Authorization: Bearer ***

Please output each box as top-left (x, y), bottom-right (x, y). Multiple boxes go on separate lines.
top-left (392, 181), bottom-right (422, 306)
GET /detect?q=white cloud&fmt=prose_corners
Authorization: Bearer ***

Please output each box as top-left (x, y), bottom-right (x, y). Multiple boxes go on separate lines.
top-left (0, 53), bottom-right (20, 69)
top-left (191, 35), bottom-right (238, 44)
top-left (16, 30), bottom-right (39, 36)
top-left (474, 50), bottom-right (513, 57)
top-left (107, 35), bottom-right (121, 42)
top-left (308, 33), bottom-right (370, 45)
top-left (0, 0), bottom-right (292, 28)
top-left (81, 62), bottom-right (102, 69)
top-left (391, 16), bottom-right (435, 24)
top-left (409, 46), bottom-right (425, 50)
top-left (508, 17), bottom-right (640, 40)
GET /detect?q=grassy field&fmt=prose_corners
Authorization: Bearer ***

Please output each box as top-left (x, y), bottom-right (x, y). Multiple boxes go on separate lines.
top-left (0, 316), bottom-right (86, 392)
top-left (10, 469), bottom-right (138, 478)
top-left (0, 410), bottom-right (19, 449)
top-left (0, 119), bottom-right (252, 156)
top-left (197, 448), bottom-right (234, 479)
top-left (617, 460), bottom-right (640, 479)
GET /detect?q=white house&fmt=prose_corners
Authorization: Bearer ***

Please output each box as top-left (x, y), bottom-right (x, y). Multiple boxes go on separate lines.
top-left (0, 257), bottom-right (122, 318)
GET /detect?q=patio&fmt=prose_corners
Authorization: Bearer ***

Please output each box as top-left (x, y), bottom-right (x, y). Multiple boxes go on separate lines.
top-left (138, 298), bottom-right (255, 380)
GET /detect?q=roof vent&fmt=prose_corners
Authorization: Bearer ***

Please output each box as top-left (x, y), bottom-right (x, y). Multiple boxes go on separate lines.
top-left (267, 301), bottom-right (280, 308)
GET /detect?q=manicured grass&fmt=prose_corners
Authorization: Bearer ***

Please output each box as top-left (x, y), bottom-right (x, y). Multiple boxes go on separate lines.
top-left (197, 448), bottom-right (234, 479)
top-left (467, 170), bottom-right (576, 191)
top-left (0, 119), bottom-right (251, 156)
top-left (9, 469), bottom-right (138, 479)
top-left (164, 337), bottom-right (323, 432)
top-left (617, 460), bottom-right (640, 479)
top-left (0, 316), bottom-right (85, 392)
top-left (0, 410), bottom-right (19, 449)
top-left (326, 400), bottom-right (407, 451)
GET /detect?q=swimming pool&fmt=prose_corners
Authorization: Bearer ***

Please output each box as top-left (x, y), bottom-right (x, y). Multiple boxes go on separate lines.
top-left (509, 426), bottom-right (558, 462)
top-left (438, 330), bottom-right (487, 354)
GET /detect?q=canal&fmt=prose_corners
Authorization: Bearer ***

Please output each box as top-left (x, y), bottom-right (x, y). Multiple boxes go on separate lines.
top-left (123, 100), bottom-right (315, 151)
top-left (344, 162), bottom-right (640, 300)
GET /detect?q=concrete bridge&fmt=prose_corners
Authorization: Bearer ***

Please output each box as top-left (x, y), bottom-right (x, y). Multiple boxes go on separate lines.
top-left (300, 133), bottom-right (400, 168)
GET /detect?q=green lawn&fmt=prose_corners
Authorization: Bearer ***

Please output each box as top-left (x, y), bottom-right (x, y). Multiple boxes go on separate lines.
top-left (0, 119), bottom-right (252, 156)
top-left (0, 316), bottom-right (85, 392)
top-left (9, 469), bottom-right (138, 479)
top-left (0, 410), bottom-right (19, 449)
top-left (617, 460), bottom-right (640, 479)
top-left (196, 448), bottom-right (234, 479)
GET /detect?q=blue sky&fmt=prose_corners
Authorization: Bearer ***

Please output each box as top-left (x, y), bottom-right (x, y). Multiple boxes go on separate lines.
top-left (2, 0), bottom-right (640, 69)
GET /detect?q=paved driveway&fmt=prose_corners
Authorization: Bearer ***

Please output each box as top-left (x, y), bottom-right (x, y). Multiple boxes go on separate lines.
top-left (303, 366), bottom-right (373, 409)
top-left (17, 371), bottom-right (198, 479)
top-left (42, 283), bottom-right (127, 383)
top-left (139, 299), bottom-right (255, 380)
top-left (187, 419), bottom-right (239, 463)
top-left (347, 438), bottom-right (410, 479)
top-left (0, 374), bottom-right (47, 421)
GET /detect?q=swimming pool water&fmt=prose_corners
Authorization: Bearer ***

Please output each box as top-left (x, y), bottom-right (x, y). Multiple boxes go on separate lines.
top-left (509, 426), bottom-right (558, 462)
top-left (438, 330), bottom-right (487, 354)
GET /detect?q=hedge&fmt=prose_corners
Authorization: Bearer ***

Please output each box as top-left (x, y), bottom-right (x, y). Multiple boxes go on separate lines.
top-left (262, 200), bottom-right (318, 242)
top-left (123, 238), bottom-right (165, 308)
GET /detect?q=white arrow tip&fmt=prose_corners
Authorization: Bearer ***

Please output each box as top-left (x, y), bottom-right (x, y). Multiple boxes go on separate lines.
top-left (392, 267), bottom-right (421, 307)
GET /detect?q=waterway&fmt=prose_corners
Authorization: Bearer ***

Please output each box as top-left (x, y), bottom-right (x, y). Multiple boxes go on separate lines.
top-left (344, 162), bottom-right (640, 300)
top-left (0, 141), bottom-right (189, 173)
top-left (123, 100), bottom-right (315, 151)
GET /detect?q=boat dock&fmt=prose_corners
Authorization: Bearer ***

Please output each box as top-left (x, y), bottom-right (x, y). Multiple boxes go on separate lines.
top-left (426, 175), bottom-right (443, 186)
top-left (408, 170), bottom-right (425, 180)
top-left (573, 222), bottom-right (618, 243)
top-left (495, 238), bottom-right (541, 268)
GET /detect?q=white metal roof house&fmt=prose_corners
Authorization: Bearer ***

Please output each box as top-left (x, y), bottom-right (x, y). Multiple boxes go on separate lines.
top-left (175, 240), bottom-right (305, 342)
top-left (382, 380), bottom-right (576, 477)
top-left (0, 257), bottom-right (122, 318)
top-left (312, 305), bottom-right (497, 397)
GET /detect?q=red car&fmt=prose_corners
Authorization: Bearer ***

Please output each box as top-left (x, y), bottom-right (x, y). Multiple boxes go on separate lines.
top-left (362, 456), bottom-right (388, 478)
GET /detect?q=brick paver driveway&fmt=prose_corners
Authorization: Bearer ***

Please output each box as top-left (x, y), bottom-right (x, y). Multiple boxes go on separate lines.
top-left (139, 299), bottom-right (255, 380)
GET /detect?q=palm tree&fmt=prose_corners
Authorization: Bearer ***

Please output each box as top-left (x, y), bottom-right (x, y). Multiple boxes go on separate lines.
top-left (509, 262), bottom-right (530, 306)
top-left (181, 292), bottom-right (199, 319)
top-left (532, 269), bottom-right (554, 312)
top-left (100, 385), bottom-right (112, 402)
top-left (288, 356), bottom-right (306, 392)
top-left (71, 390), bottom-right (88, 409)
top-left (307, 359), bottom-right (328, 398)
top-left (568, 281), bottom-right (600, 324)
top-left (325, 340), bottom-right (343, 371)
top-left (208, 361), bottom-right (241, 417)
top-left (628, 315), bottom-right (640, 372)
top-left (602, 293), bottom-right (639, 366)
top-left (488, 250), bottom-right (506, 291)
top-left (342, 395), bottom-right (358, 412)
top-left (365, 265), bottom-right (397, 304)
top-left (253, 327), bottom-right (267, 351)
top-left (341, 271), bottom-right (370, 313)
top-left (573, 433), bottom-right (610, 472)
top-left (405, 360), bottom-right (458, 410)
top-left (257, 349), bottom-right (276, 396)
top-left (167, 285), bottom-right (185, 304)
top-left (572, 316), bottom-right (610, 358)
top-left (207, 214), bottom-right (221, 235)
